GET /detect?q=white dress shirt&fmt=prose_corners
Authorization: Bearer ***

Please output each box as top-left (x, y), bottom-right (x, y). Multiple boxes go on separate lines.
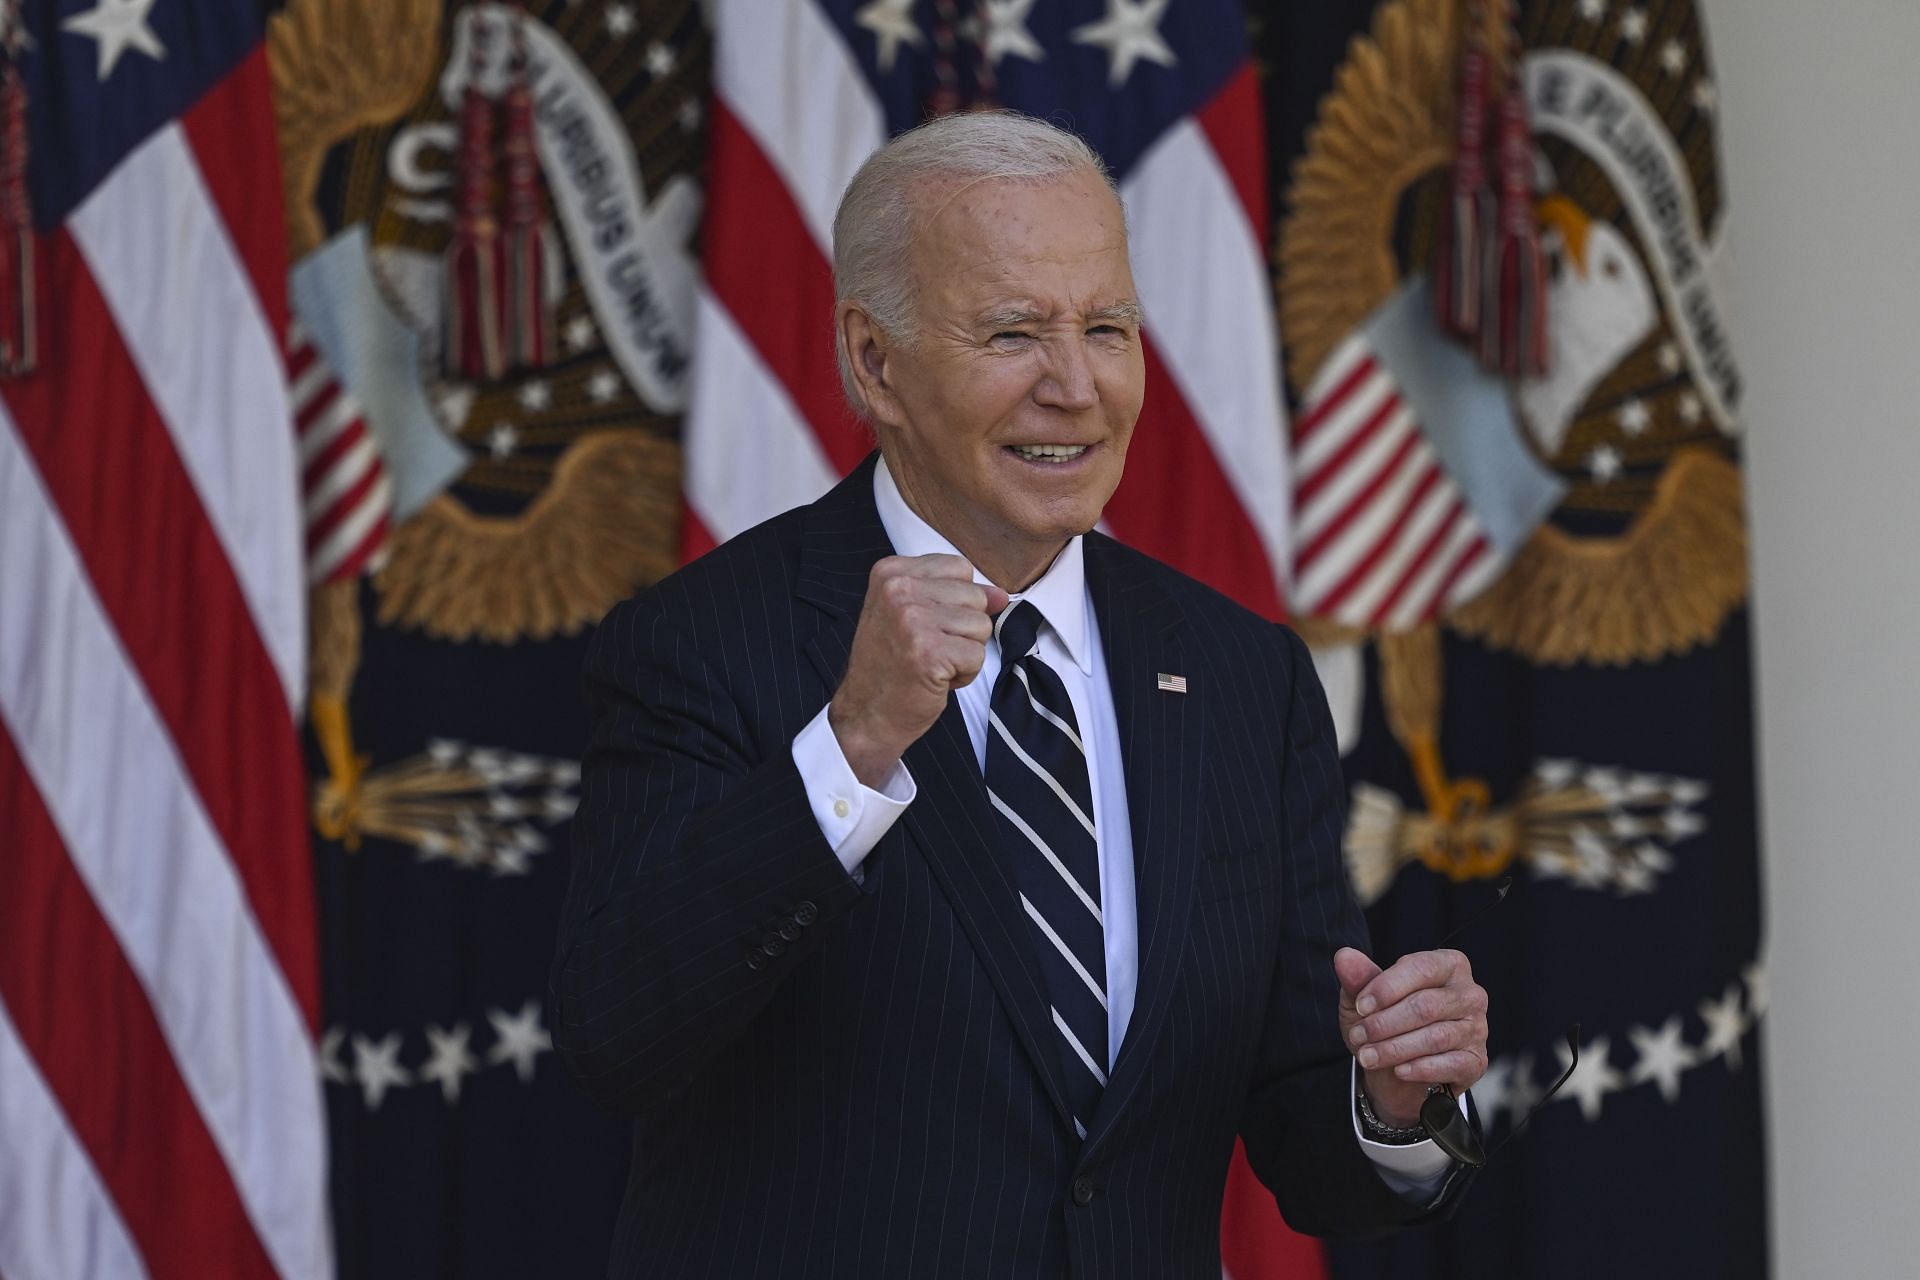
top-left (789, 456), bottom-right (1456, 1200)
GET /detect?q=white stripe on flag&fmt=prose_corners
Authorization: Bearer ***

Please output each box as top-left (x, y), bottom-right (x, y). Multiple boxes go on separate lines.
top-left (1296, 359), bottom-right (1396, 479)
top-left (1326, 479), bottom-right (1461, 623)
top-left (0, 413), bottom-right (331, 1280)
top-left (302, 432), bottom-right (380, 522)
top-left (297, 389), bottom-right (362, 466)
top-left (1294, 399), bottom-right (1421, 548)
top-left (1122, 120), bottom-right (1292, 590)
top-left (68, 125), bottom-right (304, 711)
top-left (683, 289), bottom-right (838, 543)
top-left (0, 994), bottom-right (148, 1280)
top-left (712, 0), bottom-right (886, 254)
top-left (309, 470), bottom-right (395, 585)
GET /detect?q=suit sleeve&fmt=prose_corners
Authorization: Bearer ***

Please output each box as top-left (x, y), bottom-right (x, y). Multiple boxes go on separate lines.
top-left (548, 593), bottom-right (870, 1113)
top-left (1238, 626), bottom-right (1474, 1234)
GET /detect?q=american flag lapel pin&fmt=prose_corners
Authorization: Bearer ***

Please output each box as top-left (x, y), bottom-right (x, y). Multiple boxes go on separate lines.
top-left (1156, 672), bottom-right (1188, 694)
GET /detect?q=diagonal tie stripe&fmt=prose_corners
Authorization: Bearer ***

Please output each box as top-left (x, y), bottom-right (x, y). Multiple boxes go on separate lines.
top-left (987, 601), bottom-right (1108, 1136)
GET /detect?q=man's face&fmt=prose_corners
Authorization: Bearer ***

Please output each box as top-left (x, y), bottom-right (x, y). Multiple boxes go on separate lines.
top-left (866, 167), bottom-right (1145, 579)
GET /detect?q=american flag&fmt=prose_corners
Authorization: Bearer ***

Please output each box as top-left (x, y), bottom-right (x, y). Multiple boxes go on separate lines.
top-left (289, 321), bottom-right (394, 586)
top-left (684, 1), bottom-right (1317, 1275)
top-left (0, 2), bottom-right (330, 1277)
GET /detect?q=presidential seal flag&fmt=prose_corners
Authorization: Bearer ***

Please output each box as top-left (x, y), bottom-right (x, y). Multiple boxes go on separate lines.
top-left (271, 0), bottom-right (701, 1270)
top-left (1257, 0), bottom-right (1765, 1274)
top-left (0, 0), bottom-right (331, 1276)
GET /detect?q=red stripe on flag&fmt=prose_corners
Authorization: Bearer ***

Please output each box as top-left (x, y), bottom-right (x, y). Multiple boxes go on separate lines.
top-left (294, 378), bottom-right (343, 432)
top-left (1295, 389), bottom-right (1402, 508)
top-left (1295, 424), bottom-right (1424, 571)
top-left (1193, 61), bottom-right (1269, 239)
top-left (704, 99), bottom-right (870, 476)
top-left (1105, 337), bottom-right (1283, 621)
top-left (325, 511), bottom-right (392, 584)
top-left (178, 47), bottom-right (289, 344)
top-left (307, 455), bottom-right (386, 550)
top-left (1, 232), bottom-right (320, 1029)
top-left (1316, 484), bottom-right (1454, 617)
top-left (1366, 487), bottom-right (1471, 626)
top-left (0, 725), bottom-right (280, 1280)
top-left (1429, 533), bottom-right (1494, 615)
top-left (301, 415), bottom-right (366, 492)
top-left (680, 505), bottom-right (719, 565)
top-left (1293, 356), bottom-right (1377, 444)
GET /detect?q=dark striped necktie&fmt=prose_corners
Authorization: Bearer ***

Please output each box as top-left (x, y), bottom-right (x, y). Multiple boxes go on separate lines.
top-left (985, 601), bottom-right (1107, 1140)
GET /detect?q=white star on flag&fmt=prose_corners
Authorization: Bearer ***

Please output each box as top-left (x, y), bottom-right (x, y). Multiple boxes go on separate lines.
top-left (1660, 39), bottom-right (1688, 76)
top-left (1576, 0), bottom-right (1607, 21)
top-left (605, 3), bottom-right (636, 39)
top-left (1694, 79), bottom-right (1720, 113)
top-left (646, 40), bottom-right (676, 78)
top-left (1620, 7), bottom-right (1649, 44)
top-left (318, 1027), bottom-right (350, 1085)
top-left (854, 0), bottom-right (924, 74)
top-left (587, 368), bottom-right (622, 403)
top-left (352, 1032), bottom-right (413, 1110)
top-left (420, 1023), bottom-right (480, 1104)
top-left (563, 314), bottom-right (598, 352)
top-left (1587, 444), bottom-right (1624, 484)
top-left (1071, 0), bottom-right (1178, 89)
top-left (517, 380), bottom-right (552, 412)
top-left (1628, 1016), bottom-right (1696, 1103)
top-left (1618, 398), bottom-right (1652, 436)
top-left (489, 422), bottom-right (519, 460)
top-left (486, 1001), bottom-right (552, 1083)
top-left (1560, 1033), bottom-right (1624, 1121)
top-left (62, 0), bottom-right (167, 81)
top-left (1699, 984), bottom-right (1749, 1070)
top-left (982, 0), bottom-right (1045, 66)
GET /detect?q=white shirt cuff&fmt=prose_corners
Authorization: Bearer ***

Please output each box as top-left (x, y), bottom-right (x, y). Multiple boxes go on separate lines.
top-left (792, 704), bottom-right (915, 878)
top-left (1349, 1060), bottom-right (1462, 1202)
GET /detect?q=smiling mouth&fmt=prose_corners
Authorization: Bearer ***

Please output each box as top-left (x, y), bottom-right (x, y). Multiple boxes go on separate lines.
top-left (1006, 443), bottom-right (1091, 464)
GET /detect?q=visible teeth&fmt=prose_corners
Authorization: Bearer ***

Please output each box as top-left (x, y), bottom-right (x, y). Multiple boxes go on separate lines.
top-left (1011, 444), bottom-right (1088, 462)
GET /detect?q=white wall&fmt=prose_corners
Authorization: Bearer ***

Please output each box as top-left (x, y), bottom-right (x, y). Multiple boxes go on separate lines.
top-left (1709, 1), bottom-right (1920, 1274)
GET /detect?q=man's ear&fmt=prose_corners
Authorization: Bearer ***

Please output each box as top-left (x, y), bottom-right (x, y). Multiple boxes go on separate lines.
top-left (838, 302), bottom-right (905, 428)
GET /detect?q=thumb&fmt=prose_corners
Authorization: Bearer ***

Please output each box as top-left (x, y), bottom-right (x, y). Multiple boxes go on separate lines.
top-left (984, 583), bottom-right (1011, 614)
top-left (1333, 947), bottom-right (1381, 1001)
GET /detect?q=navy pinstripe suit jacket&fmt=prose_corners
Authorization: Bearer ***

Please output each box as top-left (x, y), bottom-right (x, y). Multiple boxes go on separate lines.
top-left (552, 455), bottom-right (1470, 1278)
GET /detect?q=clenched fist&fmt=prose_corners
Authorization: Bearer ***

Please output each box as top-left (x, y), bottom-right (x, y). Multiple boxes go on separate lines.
top-left (830, 554), bottom-right (1010, 787)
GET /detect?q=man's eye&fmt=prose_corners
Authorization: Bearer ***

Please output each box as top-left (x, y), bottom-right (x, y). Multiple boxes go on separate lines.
top-left (1089, 325), bottom-right (1123, 337)
top-left (992, 331), bottom-right (1032, 344)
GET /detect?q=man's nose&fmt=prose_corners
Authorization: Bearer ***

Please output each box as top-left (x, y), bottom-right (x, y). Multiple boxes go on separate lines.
top-left (1035, 337), bottom-right (1098, 412)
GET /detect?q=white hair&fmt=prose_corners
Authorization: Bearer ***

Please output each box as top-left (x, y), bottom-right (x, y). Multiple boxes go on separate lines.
top-left (831, 110), bottom-right (1119, 411)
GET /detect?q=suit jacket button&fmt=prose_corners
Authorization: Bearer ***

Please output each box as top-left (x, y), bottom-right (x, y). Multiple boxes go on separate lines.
top-left (778, 920), bottom-right (802, 942)
top-left (793, 901), bottom-right (818, 926)
top-left (746, 952), bottom-right (768, 972)
top-left (761, 937), bottom-right (786, 958)
top-left (1071, 1177), bottom-right (1095, 1206)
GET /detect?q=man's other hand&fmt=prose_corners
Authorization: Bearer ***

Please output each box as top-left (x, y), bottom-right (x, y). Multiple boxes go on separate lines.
top-left (830, 554), bottom-right (1010, 787)
top-left (1334, 947), bottom-right (1490, 1130)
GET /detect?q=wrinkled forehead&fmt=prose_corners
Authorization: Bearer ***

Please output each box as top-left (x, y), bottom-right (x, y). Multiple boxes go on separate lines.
top-left (905, 169), bottom-right (1135, 312)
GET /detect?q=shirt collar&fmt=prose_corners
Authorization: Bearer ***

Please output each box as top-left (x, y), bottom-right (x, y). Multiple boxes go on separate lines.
top-left (873, 454), bottom-right (1093, 676)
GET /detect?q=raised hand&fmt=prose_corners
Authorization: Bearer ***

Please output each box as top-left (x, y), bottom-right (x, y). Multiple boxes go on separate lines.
top-left (829, 554), bottom-right (1010, 787)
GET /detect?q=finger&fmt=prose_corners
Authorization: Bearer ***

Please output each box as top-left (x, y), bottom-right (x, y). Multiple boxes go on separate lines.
top-left (932, 604), bottom-right (995, 643)
top-left (938, 634), bottom-right (992, 688)
top-left (911, 578), bottom-right (1002, 614)
top-left (983, 583), bottom-right (1011, 613)
top-left (1351, 1018), bottom-right (1480, 1073)
top-left (911, 553), bottom-right (981, 582)
top-left (1347, 982), bottom-right (1487, 1048)
top-left (1384, 1047), bottom-right (1487, 1088)
top-left (1354, 948), bottom-right (1468, 1018)
top-left (1333, 948), bottom-right (1380, 1008)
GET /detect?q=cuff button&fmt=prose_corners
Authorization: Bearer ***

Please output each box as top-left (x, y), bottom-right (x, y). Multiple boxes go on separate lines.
top-left (793, 901), bottom-right (818, 926)
top-left (832, 797), bottom-right (851, 819)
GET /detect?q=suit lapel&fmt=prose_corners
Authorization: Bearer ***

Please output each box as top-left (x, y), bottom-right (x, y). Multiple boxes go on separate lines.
top-left (1082, 533), bottom-right (1201, 1155)
top-left (793, 454), bottom-right (1077, 1131)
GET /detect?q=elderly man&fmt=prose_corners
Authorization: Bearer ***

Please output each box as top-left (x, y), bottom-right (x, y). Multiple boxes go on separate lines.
top-left (552, 110), bottom-right (1487, 1279)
